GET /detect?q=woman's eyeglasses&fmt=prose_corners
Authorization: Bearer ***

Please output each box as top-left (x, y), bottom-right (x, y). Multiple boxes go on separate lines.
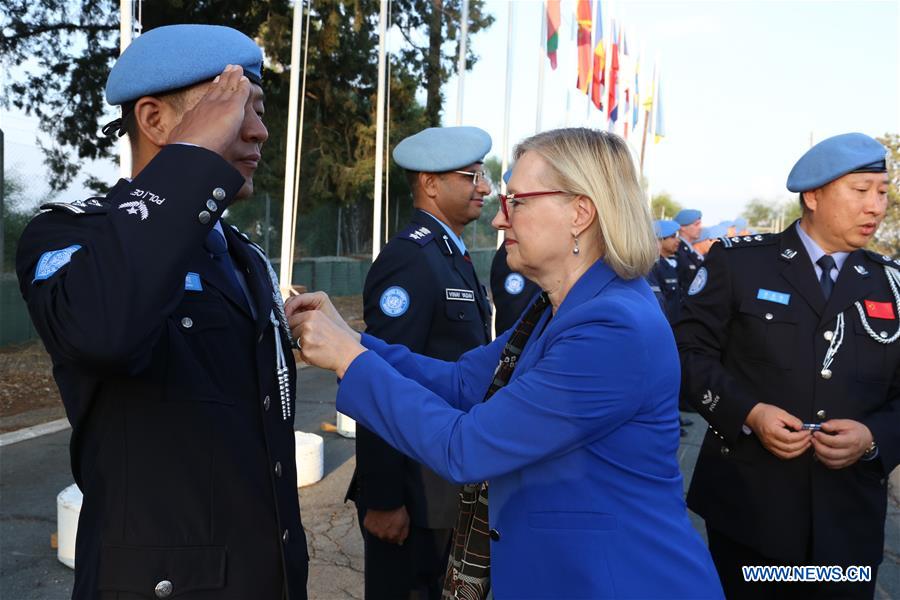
top-left (498, 190), bottom-right (569, 220)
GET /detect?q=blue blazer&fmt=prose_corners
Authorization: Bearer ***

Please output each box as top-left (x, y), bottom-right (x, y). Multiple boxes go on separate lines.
top-left (338, 259), bottom-right (723, 599)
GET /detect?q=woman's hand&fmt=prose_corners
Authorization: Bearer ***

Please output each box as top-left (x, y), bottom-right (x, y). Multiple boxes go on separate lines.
top-left (289, 309), bottom-right (365, 378)
top-left (284, 291), bottom-right (360, 342)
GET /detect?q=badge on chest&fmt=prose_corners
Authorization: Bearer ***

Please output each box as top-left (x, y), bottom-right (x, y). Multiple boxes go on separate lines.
top-left (446, 288), bottom-right (475, 302)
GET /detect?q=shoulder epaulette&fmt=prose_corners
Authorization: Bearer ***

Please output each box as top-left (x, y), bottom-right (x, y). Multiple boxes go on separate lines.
top-left (396, 224), bottom-right (434, 247)
top-left (39, 197), bottom-right (108, 216)
top-left (863, 250), bottom-right (900, 269)
top-left (717, 233), bottom-right (776, 249)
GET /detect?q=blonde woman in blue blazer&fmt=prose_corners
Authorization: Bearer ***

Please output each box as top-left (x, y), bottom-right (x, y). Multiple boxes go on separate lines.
top-left (289, 129), bottom-right (723, 599)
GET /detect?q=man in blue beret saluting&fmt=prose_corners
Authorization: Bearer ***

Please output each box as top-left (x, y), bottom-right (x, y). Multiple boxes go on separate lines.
top-left (676, 132), bottom-right (896, 599)
top-left (346, 126), bottom-right (494, 599)
top-left (16, 25), bottom-right (308, 599)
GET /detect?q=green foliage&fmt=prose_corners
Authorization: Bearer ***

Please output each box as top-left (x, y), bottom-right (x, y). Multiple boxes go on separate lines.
top-left (650, 192), bottom-right (682, 220)
top-left (2, 170), bottom-right (39, 272)
top-left (741, 197), bottom-right (801, 231)
top-left (1, 0), bottom-right (495, 257)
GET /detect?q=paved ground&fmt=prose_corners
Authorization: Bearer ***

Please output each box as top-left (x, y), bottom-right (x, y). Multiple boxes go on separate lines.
top-left (2, 366), bottom-right (899, 598)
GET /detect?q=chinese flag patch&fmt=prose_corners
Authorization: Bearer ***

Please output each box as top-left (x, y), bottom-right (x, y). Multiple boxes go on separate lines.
top-left (865, 300), bottom-right (896, 320)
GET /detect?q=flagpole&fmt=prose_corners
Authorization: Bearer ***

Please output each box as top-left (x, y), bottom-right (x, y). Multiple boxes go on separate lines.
top-left (498, 2), bottom-right (514, 252)
top-left (536, 0), bottom-right (546, 133)
top-left (639, 62), bottom-right (655, 177)
top-left (456, 0), bottom-right (469, 125)
top-left (118, 0), bottom-right (134, 179)
top-left (371, 0), bottom-right (389, 260)
top-left (278, 0), bottom-right (305, 296)
top-left (287, 1), bottom-right (313, 269)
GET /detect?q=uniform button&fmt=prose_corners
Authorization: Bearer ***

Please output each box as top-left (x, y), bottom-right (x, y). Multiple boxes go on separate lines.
top-left (212, 187), bottom-right (226, 201)
top-left (282, 529), bottom-right (290, 543)
top-left (263, 395), bottom-right (271, 411)
top-left (154, 580), bottom-right (173, 599)
top-left (823, 330), bottom-right (833, 341)
top-left (198, 210), bottom-right (211, 224)
top-left (720, 446), bottom-right (730, 456)
top-left (489, 528), bottom-right (500, 541)
top-left (180, 317), bottom-right (193, 329)
top-left (881, 331), bottom-right (889, 339)
top-left (820, 369), bottom-right (832, 380)
top-left (764, 313), bottom-right (773, 320)
top-left (816, 409), bottom-right (826, 420)
top-left (258, 332), bottom-right (265, 343)
top-left (206, 199), bottom-right (218, 212)
top-left (457, 311), bottom-right (465, 319)
top-left (275, 461), bottom-right (282, 477)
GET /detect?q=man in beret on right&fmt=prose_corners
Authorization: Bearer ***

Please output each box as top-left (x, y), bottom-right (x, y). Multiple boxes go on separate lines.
top-left (674, 208), bottom-right (705, 293)
top-left (676, 132), bottom-right (897, 598)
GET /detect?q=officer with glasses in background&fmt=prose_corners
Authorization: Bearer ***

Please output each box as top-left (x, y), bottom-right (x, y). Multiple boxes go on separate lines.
top-left (346, 126), bottom-right (494, 599)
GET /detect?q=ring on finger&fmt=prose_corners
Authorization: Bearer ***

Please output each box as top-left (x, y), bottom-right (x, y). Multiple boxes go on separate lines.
top-left (293, 338), bottom-right (302, 351)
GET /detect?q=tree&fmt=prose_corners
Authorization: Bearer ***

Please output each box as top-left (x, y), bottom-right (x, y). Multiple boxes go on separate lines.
top-left (2, 169), bottom-right (39, 272)
top-left (392, 0), bottom-right (494, 126)
top-left (872, 133), bottom-right (900, 256)
top-left (740, 198), bottom-right (801, 231)
top-left (650, 192), bottom-right (682, 220)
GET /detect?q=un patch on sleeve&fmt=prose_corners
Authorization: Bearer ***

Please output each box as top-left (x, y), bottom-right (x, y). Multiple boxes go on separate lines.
top-left (687, 267), bottom-right (708, 296)
top-left (33, 245), bottom-right (82, 282)
top-left (379, 286), bottom-right (410, 317)
top-left (504, 273), bottom-right (526, 295)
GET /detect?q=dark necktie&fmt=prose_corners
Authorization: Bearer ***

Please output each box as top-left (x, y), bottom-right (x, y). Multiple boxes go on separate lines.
top-left (204, 228), bottom-right (251, 313)
top-left (817, 254), bottom-right (836, 300)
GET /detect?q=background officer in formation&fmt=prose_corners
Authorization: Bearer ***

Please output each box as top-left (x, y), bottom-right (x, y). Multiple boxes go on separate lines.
top-left (674, 208), bottom-right (705, 292)
top-left (647, 219), bottom-right (684, 323)
top-left (490, 168), bottom-right (540, 337)
top-left (346, 126), bottom-right (493, 599)
top-left (676, 132), bottom-right (897, 599)
top-left (15, 25), bottom-right (308, 600)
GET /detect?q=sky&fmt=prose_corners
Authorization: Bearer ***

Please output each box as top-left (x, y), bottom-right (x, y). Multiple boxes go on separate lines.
top-left (3, 0), bottom-right (899, 225)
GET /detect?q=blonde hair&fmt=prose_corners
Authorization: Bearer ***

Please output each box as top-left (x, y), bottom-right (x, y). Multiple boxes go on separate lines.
top-left (513, 128), bottom-right (658, 279)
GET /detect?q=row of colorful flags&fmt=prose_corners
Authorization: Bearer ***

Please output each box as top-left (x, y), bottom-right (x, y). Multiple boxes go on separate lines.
top-left (546, 0), bottom-right (666, 146)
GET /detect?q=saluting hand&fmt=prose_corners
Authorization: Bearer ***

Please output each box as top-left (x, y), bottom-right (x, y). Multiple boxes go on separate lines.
top-left (745, 403), bottom-right (812, 460)
top-left (812, 420), bottom-right (875, 469)
top-left (167, 64), bottom-right (251, 156)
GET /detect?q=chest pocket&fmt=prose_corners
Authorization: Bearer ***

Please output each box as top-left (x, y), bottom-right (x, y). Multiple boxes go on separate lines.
top-left (734, 298), bottom-right (798, 369)
top-left (852, 312), bottom-right (896, 383)
top-left (165, 301), bottom-right (234, 404)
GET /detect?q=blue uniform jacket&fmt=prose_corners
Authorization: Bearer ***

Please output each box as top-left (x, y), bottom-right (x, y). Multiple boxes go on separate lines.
top-left (337, 258), bottom-right (723, 599)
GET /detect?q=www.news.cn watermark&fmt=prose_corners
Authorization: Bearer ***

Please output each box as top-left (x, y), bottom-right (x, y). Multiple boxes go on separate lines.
top-left (742, 565), bottom-right (872, 583)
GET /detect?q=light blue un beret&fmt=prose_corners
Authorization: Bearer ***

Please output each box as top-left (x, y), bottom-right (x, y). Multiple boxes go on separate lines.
top-left (654, 220), bottom-right (680, 239)
top-left (674, 209), bottom-right (702, 226)
top-left (696, 225), bottom-right (724, 243)
top-left (786, 132), bottom-right (887, 192)
top-left (734, 217), bottom-right (748, 229)
top-left (106, 24), bottom-right (263, 106)
top-left (393, 127), bottom-right (492, 172)
top-left (502, 168), bottom-right (513, 185)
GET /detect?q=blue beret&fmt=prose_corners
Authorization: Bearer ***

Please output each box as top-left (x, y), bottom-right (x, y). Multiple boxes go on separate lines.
top-left (696, 225), bottom-right (726, 243)
top-left (106, 25), bottom-right (263, 105)
top-left (786, 132), bottom-right (887, 192)
top-left (393, 127), bottom-right (492, 172)
top-left (502, 168), bottom-right (513, 185)
top-left (734, 217), bottom-right (748, 228)
top-left (654, 220), bottom-right (680, 239)
top-left (674, 209), bottom-right (702, 226)
top-left (718, 220), bottom-right (734, 228)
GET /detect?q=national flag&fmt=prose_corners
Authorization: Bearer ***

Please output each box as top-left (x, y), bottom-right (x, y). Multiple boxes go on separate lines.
top-left (865, 300), bottom-right (896, 320)
top-left (632, 55), bottom-right (640, 130)
top-left (547, 1), bottom-right (561, 70)
top-left (575, 0), bottom-right (593, 94)
top-left (654, 74), bottom-right (666, 143)
top-left (590, 0), bottom-right (605, 109)
top-left (607, 21), bottom-right (619, 123)
top-left (621, 30), bottom-right (631, 137)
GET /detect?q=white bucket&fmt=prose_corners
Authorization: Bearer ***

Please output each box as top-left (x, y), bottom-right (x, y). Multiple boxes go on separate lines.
top-left (336, 411), bottom-right (356, 439)
top-left (294, 431), bottom-right (324, 487)
top-left (56, 484), bottom-right (82, 569)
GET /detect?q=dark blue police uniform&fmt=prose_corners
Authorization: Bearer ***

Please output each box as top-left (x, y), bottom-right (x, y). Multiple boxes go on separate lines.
top-left (347, 208), bottom-right (491, 597)
top-left (647, 256), bottom-right (682, 323)
top-left (489, 244), bottom-right (540, 337)
top-left (16, 23), bottom-right (308, 599)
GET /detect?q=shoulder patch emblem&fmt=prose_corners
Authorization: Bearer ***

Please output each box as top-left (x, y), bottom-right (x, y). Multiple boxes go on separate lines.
top-left (40, 198), bottom-right (107, 215)
top-left (504, 273), bottom-right (526, 295)
top-left (380, 286), bottom-right (410, 317)
top-left (118, 199), bottom-right (150, 220)
top-left (397, 225), bottom-right (434, 247)
top-left (34, 245), bottom-right (82, 282)
top-left (688, 267), bottom-right (708, 296)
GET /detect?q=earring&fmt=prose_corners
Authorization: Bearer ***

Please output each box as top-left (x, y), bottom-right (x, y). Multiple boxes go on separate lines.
top-left (573, 236), bottom-right (580, 255)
